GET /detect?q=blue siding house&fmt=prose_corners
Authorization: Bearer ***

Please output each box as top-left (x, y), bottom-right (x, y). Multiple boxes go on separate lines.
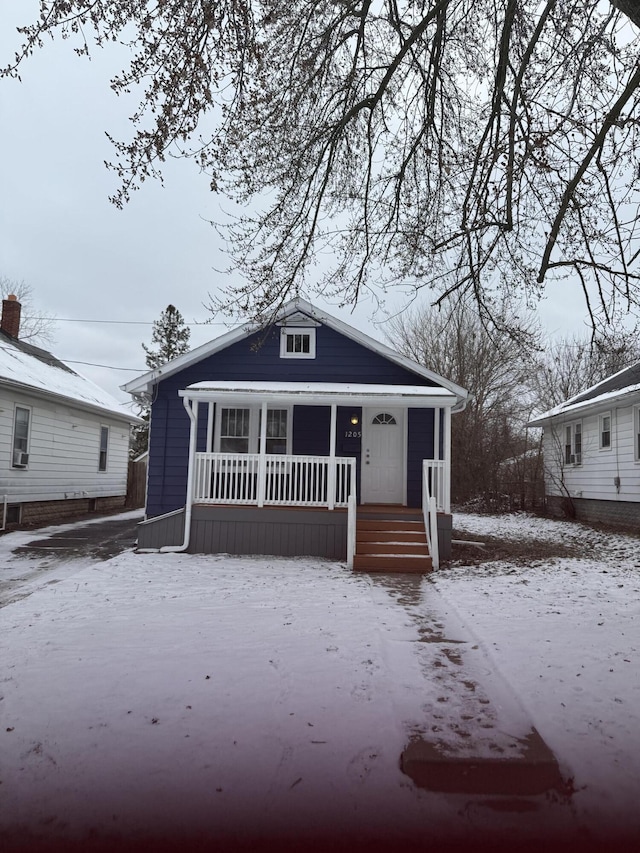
top-left (123, 299), bottom-right (467, 570)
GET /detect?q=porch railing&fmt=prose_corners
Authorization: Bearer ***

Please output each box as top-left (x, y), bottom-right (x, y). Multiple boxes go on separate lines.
top-left (422, 460), bottom-right (440, 571)
top-left (193, 452), bottom-right (356, 509)
top-left (423, 459), bottom-right (449, 514)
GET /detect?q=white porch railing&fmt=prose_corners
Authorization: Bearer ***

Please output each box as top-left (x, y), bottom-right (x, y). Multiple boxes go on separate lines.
top-left (422, 461), bottom-right (440, 571)
top-left (193, 452), bottom-right (356, 509)
top-left (423, 459), bottom-right (449, 514)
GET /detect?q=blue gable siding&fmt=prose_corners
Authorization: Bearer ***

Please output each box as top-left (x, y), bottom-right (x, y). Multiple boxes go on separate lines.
top-left (147, 322), bottom-right (440, 516)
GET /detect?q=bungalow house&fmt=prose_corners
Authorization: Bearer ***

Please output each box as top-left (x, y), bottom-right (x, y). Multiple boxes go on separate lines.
top-left (528, 361), bottom-right (640, 527)
top-left (123, 299), bottom-right (468, 570)
top-left (0, 295), bottom-right (141, 527)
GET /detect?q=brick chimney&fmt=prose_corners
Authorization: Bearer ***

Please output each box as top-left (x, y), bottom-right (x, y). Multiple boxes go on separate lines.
top-left (1, 294), bottom-right (21, 338)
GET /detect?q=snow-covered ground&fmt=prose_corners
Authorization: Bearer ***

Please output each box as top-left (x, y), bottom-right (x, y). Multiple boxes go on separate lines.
top-left (1, 511), bottom-right (639, 850)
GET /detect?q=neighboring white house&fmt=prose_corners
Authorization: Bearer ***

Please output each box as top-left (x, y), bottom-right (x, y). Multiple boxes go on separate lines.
top-left (528, 362), bottom-right (640, 527)
top-left (0, 295), bottom-right (140, 527)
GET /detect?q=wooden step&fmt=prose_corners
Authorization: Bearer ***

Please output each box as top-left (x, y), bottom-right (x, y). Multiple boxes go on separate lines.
top-left (353, 553), bottom-right (433, 573)
top-left (357, 529), bottom-right (427, 543)
top-left (357, 518), bottom-right (425, 532)
top-left (356, 541), bottom-right (429, 556)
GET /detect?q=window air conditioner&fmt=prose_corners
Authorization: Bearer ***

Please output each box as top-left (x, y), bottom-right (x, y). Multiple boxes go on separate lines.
top-left (574, 453), bottom-right (581, 465)
top-left (569, 454), bottom-right (575, 464)
top-left (13, 450), bottom-right (29, 467)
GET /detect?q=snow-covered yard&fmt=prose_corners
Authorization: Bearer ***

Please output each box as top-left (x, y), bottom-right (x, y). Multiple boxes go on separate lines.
top-left (1, 511), bottom-right (639, 850)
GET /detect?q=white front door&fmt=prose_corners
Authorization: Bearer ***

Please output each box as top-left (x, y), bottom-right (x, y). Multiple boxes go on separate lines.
top-left (361, 408), bottom-right (405, 504)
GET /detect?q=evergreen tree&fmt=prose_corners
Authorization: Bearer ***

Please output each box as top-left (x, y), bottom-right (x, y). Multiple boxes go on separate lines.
top-left (142, 304), bottom-right (191, 369)
top-left (132, 305), bottom-right (191, 457)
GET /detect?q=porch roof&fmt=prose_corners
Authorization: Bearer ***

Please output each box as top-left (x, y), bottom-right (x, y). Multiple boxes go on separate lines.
top-left (180, 380), bottom-right (457, 408)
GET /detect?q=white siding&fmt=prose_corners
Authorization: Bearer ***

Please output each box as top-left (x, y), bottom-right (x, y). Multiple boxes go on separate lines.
top-left (542, 399), bottom-right (640, 503)
top-left (0, 388), bottom-right (131, 503)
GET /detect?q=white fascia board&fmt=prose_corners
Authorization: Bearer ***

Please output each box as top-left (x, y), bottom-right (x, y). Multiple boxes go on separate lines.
top-left (528, 385), bottom-right (640, 427)
top-left (121, 317), bottom-right (263, 395)
top-left (290, 298), bottom-right (468, 402)
top-left (122, 296), bottom-right (468, 404)
top-left (180, 382), bottom-right (457, 409)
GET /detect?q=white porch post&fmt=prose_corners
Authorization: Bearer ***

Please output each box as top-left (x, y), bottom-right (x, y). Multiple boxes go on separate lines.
top-left (206, 402), bottom-right (215, 451)
top-left (258, 400), bottom-right (268, 507)
top-left (328, 404), bottom-right (337, 510)
top-left (434, 407), bottom-right (441, 461)
top-left (443, 406), bottom-right (452, 514)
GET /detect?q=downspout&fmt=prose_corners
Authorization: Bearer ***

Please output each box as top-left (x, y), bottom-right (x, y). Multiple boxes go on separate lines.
top-left (328, 404), bottom-right (337, 510)
top-left (160, 395), bottom-right (198, 553)
top-left (443, 405), bottom-right (452, 514)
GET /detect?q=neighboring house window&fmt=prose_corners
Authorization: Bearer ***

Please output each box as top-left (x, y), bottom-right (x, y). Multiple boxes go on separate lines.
top-left (280, 328), bottom-right (316, 359)
top-left (98, 426), bottom-right (109, 471)
top-left (635, 408), bottom-right (640, 461)
top-left (220, 408), bottom-right (250, 453)
top-left (12, 406), bottom-right (30, 468)
top-left (599, 412), bottom-right (611, 449)
top-left (564, 421), bottom-right (582, 465)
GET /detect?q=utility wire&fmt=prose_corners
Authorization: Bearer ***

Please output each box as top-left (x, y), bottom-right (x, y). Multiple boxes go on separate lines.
top-left (30, 317), bottom-right (227, 326)
top-left (63, 359), bottom-right (145, 372)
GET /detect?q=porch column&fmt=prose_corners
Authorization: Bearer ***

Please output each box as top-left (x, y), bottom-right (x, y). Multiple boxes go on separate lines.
top-left (258, 400), bottom-right (268, 507)
top-left (443, 406), bottom-right (452, 514)
top-left (328, 404), bottom-right (337, 510)
top-left (434, 406), bottom-right (441, 461)
top-left (182, 395), bottom-right (199, 507)
top-left (206, 402), bottom-right (215, 451)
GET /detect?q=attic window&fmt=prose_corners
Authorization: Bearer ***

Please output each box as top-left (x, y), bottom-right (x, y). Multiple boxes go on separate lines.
top-left (280, 328), bottom-right (316, 359)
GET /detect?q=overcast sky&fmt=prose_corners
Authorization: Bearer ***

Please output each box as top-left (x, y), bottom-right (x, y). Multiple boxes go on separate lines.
top-left (1, 2), bottom-right (591, 408)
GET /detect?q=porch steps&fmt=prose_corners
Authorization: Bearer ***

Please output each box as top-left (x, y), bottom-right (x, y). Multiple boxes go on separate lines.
top-left (353, 509), bottom-right (432, 573)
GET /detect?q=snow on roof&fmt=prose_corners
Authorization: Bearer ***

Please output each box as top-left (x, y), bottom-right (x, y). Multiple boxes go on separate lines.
top-left (0, 333), bottom-right (140, 422)
top-left (182, 380), bottom-right (456, 406)
top-left (528, 360), bottom-right (640, 426)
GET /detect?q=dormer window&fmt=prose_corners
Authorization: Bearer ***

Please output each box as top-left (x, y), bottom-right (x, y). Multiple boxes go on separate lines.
top-left (280, 327), bottom-right (316, 359)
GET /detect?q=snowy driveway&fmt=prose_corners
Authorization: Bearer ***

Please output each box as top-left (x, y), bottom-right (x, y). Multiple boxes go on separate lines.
top-left (0, 510), bottom-right (142, 608)
top-left (1, 512), bottom-right (639, 850)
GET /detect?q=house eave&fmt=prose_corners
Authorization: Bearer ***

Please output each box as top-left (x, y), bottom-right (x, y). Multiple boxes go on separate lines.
top-left (180, 381), bottom-right (457, 409)
top-left (0, 377), bottom-right (142, 424)
top-left (528, 385), bottom-right (640, 427)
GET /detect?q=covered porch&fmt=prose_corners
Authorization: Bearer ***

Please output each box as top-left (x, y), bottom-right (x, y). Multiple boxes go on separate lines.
top-left (140, 381), bottom-right (459, 568)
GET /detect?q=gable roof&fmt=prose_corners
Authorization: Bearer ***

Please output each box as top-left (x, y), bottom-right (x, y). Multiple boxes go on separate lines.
top-left (528, 361), bottom-right (640, 427)
top-left (122, 297), bottom-right (468, 406)
top-left (0, 330), bottom-right (140, 423)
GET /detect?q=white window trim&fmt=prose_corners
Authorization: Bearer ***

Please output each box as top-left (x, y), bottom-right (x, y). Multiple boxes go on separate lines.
top-left (12, 404), bottom-right (32, 469)
top-left (213, 406), bottom-right (292, 454)
top-left (98, 425), bottom-right (109, 472)
top-left (599, 411), bottom-right (612, 451)
top-left (279, 327), bottom-right (316, 359)
top-left (563, 420), bottom-right (582, 466)
top-left (634, 406), bottom-right (640, 463)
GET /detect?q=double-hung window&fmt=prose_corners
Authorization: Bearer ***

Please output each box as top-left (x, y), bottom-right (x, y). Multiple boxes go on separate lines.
top-left (564, 421), bottom-right (582, 466)
top-left (12, 406), bottom-right (30, 468)
top-left (216, 407), bottom-right (290, 454)
top-left (635, 407), bottom-right (640, 462)
top-left (220, 408), bottom-right (251, 453)
top-left (599, 412), bottom-right (611, 450)
top-left (98, 426), bottom-right (109, 471)
top-left (259, 409), bottom-right (288, 454)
